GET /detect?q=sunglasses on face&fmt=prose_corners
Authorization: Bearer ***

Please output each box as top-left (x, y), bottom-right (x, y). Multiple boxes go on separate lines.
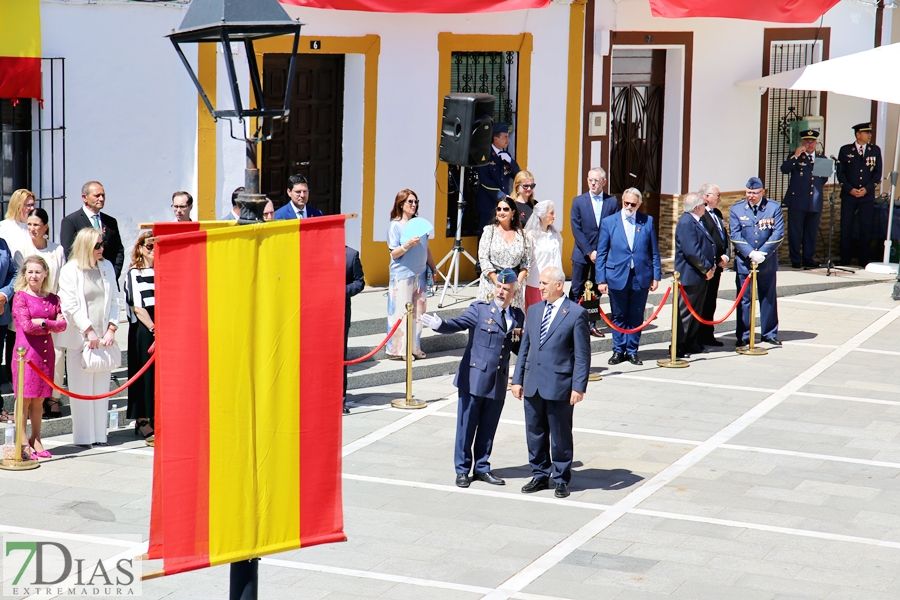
top-left (623, 201), bottom-right (639, 208)
top-left (496, 207), bottom-right (511, 213)
top-left (406, 199), bottom-right (418, 205)
top-left (144, 243), bottom-right (155, 251)
top-left (519, 184), bottom-right (536, 190)
top-left (94, 243), bottom-right (106, 250)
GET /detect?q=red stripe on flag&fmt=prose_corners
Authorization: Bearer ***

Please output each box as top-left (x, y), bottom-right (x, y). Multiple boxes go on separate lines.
top-left (153, 223), bottom-right (201, 237)
top-left (0, 56), bottom-right (41, 100)
top-left (648, 0), bottom-right (841, 23)
top-left (299, 215), bottom-right (346, 545)
top-left (154, 231), bottom-right (211, 574)
top-left (281, 0), bottom-right (550, 13)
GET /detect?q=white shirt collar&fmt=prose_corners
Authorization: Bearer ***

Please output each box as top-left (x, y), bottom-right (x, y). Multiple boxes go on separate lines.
top-left (82, 206), bottom-right (100, 222)
top-left (492, 144), bottom-right (503, 155)
top-left (622, 210), bottom-right (635, 224)
top-left (547, 295), bottom-right (565, 311)
top-left (857, 143), bottom-right (866, 152)
top-left (690, 212), bottom-right (702, 222)
top-left (292, 202), bottom-right (306, 218)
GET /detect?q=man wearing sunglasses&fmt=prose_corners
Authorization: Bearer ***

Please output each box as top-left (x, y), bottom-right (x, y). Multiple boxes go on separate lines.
top-left (60, 181), bottom-right (125, 281)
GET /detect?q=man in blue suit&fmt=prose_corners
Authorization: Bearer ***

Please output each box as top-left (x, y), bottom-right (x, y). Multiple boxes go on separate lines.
top-left (731, 177), bottom-right (785, 347)
top-left (422, 270), bottom-right (524, 488)
top-left (781, 129), bottom-right (827, 269)
top-left (511, 266), bottom-right (591, 499)
top-left (570, 168), bottom-right (618, 338)
top-left (674, 193), bottom-right (716, 358)
top-left (274, 174), bottom-right (324, 220)
top-left (475, 122), bottom-right (520, 232)
top-left (595, 187), bottom-right (661, 366)
top-left (838, 122), bottom-right (882, 266)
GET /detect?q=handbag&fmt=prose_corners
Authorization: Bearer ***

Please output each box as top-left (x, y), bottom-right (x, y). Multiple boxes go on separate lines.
top-left (81, 342), bottom-right (122, 372)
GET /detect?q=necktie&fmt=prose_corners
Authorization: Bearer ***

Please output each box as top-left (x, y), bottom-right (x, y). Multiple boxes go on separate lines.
top-left (298, 210), bottom-right (304, 219)
top-left (91, 214), bottom-right (101, 230)
top-left (712, 212), bottom-right (723, 235)
top-left (500, 309), bottom-right (508, 333)
top-left (593, 195), bottom-right (602, 226)
top-left (540, 302), bottom-right (554, 345)
top-left (858, 145), bottom-right (864, 156)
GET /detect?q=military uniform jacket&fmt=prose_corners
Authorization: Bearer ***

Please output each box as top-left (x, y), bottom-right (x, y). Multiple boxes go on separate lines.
top-left (837, 143), bottom-right (882, 202)
top-left (436, 301), bottom-right (524, 401)
top-left (780, 152), bottom-right (827, 212)
top-left (475, 148), bottom-right (520, 213)
top-left (729, 197), bottom-right (785, 276)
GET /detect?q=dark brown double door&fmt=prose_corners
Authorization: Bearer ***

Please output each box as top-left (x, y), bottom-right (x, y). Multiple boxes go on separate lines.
top-left (262, 54), bottom-right (344, 215)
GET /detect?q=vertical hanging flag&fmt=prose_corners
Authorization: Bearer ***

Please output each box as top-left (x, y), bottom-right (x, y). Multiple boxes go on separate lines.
top-left (0, 0), bottom-right (42, 101)
top-left (148, 217), bottom-right (347, 575)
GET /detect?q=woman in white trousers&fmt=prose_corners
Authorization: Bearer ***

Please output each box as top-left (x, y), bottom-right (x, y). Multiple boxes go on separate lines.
top-left (57, 228), bottom-right (121, 448)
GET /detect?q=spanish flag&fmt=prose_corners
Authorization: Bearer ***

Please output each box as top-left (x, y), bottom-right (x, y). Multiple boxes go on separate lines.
top-left (148, 217), bottom-right (347, 575)
top-left (0, 0), bottom-right (41, 101)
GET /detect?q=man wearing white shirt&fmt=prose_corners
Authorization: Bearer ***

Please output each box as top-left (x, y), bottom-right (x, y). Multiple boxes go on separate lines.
top-left (697, 183), bottom-right (730, 347)
top-left (837, 122), bottom-right (882, 266)
top-left (60, 181), bottom-right (125, 280)
top-left (274, 174), bottom-right (324, 220)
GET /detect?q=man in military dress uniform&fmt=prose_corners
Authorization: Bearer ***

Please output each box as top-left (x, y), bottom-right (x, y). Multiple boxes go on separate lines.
top-left (781, 129), bottom-right (827, 269)
top-left (475, 122), bottom-right (520, 232)
top-left (838, 122), bottom-right (882, 267)
top-left (730, 177), bottom-right (785, 347)
top-left (421, 269), bottom-right (524, 488)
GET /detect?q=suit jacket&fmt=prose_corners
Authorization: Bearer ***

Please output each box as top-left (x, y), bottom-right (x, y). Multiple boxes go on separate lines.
top-left (437, 300), bottom-right (524, 401)
top-left (570, 191), bottom-right (617, 264)
top-left (674, 213), bottom-right (716, 287)
top-left (700, 207), bottom-right (728, 260)
top-left (56, 259), bottom-right (122, 350)
top-left (0, 239), bottom-right (17, 327)
top-left (60, 209), bottom-right (125, 280)
top-left (730, 197), bottom-right (784, 276)
top-left (837, 142), bottom-right (882, 203)
top-left (780, 152), bottom-right (827, 212)
top-left (273, 203), bottom-right (324, 220)
top-left (475, 148), bottom-right (520, 214)
top-left (595, 211), bottom-right (661, 291)
top-left (511, 298), bottom-right (590, 401)
top-left (345, 246), bottom-right (365, 327)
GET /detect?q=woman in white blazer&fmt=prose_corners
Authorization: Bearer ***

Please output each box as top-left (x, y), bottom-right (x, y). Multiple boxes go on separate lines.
top-left (57, 228), bottom-right (121, 447)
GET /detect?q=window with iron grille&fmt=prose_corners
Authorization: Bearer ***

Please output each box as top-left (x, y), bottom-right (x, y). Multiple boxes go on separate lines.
top-left (446, 51), bottom-right (518, 238)
top-left (765, 41), bottom-right (822, 202)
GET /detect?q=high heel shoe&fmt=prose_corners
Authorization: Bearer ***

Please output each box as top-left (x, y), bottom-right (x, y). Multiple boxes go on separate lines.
top-left (43, 399), bottom-right (62, 420)
top-left (135, 419), bottom-right (154, 439)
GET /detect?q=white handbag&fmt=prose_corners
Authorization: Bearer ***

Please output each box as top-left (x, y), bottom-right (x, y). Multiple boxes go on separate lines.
top-left (80, 342), bottom-right (121, 372)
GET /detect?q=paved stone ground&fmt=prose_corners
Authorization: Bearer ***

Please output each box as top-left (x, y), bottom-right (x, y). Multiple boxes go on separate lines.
top-left (3, 282), bottom-right (900, 599)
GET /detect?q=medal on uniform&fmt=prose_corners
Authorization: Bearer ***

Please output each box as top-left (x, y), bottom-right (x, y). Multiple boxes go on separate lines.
top-left (511, 327), bottom-right (521, 342)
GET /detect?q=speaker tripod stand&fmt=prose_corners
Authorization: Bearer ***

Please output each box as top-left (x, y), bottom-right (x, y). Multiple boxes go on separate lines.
top-left (435, 166), bottom-right (479, 308)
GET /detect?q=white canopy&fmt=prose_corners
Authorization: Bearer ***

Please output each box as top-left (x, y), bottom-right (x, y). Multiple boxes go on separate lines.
top-left (738, 42), bottom-right (900, 104)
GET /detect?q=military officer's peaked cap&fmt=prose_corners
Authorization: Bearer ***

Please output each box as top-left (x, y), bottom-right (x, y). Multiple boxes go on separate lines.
top-left (497, 268), bottom-right (518, 284)
top-left (746, 177), bottom-right (764, 190)
top-left (493, 121), bottom-right (510, 135)
top-left (852, 122), bottom-right (873, 133)
top-left (800, 129), bottom-right (819, 140)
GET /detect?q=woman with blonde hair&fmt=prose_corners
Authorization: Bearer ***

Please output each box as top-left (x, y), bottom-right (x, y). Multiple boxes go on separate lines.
top-left (0, 189), bottom-right (34, 390)
top-left (57, 228), bottom-right (121, 448)
top-left (523, 200), bottom-right (563, 309)
top-left (509, 170), bottom-right (537, 227)
top-left (125, 232), bottom-right (156, 439)
top-left (10, 255), bottom-right (66, 458)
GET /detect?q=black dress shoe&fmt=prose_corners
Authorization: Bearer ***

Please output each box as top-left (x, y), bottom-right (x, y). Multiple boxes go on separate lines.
top-left (608, 351), bottom-right (624, 365)
top-left (554, 483), bottom-right (570, 498)
top-left (761, 336), bottom-right (782, 346)
top-left (474, 471), bottom-right (505, 485)
top-left (455, 474), bottom-right (470, 488)
top-left (521, 478), bottom-right (549, 493)
top-left (342, 403), bottom-right (350, 415)
top-left (704, 338), bottom-right (725, 347)
top-left (625, 353), bottom-right (643, 366)
top-left (590, 327), bottom-right (606, 338)
top-left (689, 343), bottom-right (706, 354)
top-left (669, 346), bottom-right (691, 359)
top-left (791, 262), bottom-right (802, 269)
top-left (803, 262), bottom-right (820, 269)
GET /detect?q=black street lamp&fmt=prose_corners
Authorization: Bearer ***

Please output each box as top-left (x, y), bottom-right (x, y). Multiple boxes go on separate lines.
top-left (168, 0), bottom-right (304, 221)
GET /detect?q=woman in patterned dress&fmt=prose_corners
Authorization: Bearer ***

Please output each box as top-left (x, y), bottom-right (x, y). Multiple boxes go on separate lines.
top-left (477, 196), bottom-right (530, 308)
top-left (11, 255), bottom-right (67, 458)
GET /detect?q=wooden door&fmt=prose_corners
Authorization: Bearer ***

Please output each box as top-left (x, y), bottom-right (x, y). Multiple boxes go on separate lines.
top-left (262, 54), bottom-right (344, 215)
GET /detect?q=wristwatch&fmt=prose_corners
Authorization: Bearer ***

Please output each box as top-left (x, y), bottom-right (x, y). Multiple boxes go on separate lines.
top-left (40, 320), bottom-right (47, 330)
top-left (108, 323), bottom-right (118, 332)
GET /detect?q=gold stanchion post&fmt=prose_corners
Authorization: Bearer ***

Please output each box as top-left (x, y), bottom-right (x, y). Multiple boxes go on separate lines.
top-left (392, 302), bottom-right (426, 409)
top-left (657, 272), bottom-right (689, 368)
top-left (0, 347), bottom-right (40, 470)
top-left (736, 262), bottom-right (768, 356)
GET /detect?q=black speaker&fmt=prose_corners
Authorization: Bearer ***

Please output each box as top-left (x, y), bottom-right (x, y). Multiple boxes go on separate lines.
top-left (439, 93), bottom-right (495, 167)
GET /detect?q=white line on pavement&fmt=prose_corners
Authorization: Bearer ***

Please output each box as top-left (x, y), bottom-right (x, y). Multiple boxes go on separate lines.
top-left (785, 340), bottom-right (900, 357)
top-left (342, 397), bottom-right (455, 458)
top-left (482, 303), bottom-right (900, 600)
top-left (779, 298), bottom-right (892, 311)
top-left (0, 524), bottom-right (142, 548)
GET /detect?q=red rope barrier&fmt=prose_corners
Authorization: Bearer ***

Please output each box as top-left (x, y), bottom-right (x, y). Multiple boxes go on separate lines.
top-left (595, 287), bottom-right (671, 334)
top-left (26, 354), bottom-right (155, 401)
top-left (679, 274), bottom-right (752, 326)
top-left (343, 317), bottom-right (404, 365)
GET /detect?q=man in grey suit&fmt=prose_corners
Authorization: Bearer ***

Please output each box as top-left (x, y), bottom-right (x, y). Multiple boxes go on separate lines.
top-left (511, 266), bottom-right (591, 498)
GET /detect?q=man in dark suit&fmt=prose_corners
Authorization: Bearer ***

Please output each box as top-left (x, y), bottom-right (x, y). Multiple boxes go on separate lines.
top-left (781, 129), bottom-right (827, 269)
top-left (838, 122), bottom-right (882, 266)
top-left (475, 122), bottom-right (520, 232)
top-left (274, 174), bottom-right (324, 220)
top-left (343, 246), bottom-right (365, 414)
top-left (731, 177), bottom-right (785, 347)
top-left (595, 187), bottom-right (661, 366)
top-left (673, 192), bottom-right (716, 358)
top-left (60, 181), bottom-right (125, 280)
top-left (511, 266), bottom-right (591, 499)
top-left (697, 183), bottom-right (730, 347)
top-left (422, 270), bottom-right (524, 488)
top-left (570, 167), bottom-right (617, 337)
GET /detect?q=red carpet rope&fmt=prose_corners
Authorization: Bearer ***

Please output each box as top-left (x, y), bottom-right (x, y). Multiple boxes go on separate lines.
top-left (26, 354), bottom-right (156, 401)
top-left (343, 317), bottom-right (403, 365)
top-left (595, 287), bottom-right (671, 334)
top-left (679, 274), bottom-right (751, 326)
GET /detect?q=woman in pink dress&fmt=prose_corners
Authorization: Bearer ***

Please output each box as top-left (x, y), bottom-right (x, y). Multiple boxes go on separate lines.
top-left (11, 255), bottom-right (66, 458)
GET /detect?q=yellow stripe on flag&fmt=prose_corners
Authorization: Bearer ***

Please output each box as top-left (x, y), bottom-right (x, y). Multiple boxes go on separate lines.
top-left (0, 0), bottom-right (41, 58)
top-left (205, 222), bottom-right (302, 563)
